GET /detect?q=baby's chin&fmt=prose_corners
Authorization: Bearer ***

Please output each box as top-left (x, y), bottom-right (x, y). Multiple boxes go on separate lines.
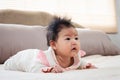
top-left (70, 52), bottom-right (78, 57)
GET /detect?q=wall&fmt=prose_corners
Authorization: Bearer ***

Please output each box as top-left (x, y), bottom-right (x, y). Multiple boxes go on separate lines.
top-left (108, 0), bottom-right (120, 48)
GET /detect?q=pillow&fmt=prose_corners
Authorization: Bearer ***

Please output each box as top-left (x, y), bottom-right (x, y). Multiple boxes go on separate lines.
top-left (77, 29), bottom-right (120, 56)
top-left (0, 24), bottom-right (48, 64)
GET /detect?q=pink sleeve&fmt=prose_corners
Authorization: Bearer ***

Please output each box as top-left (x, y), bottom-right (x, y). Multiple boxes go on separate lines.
top-left (37, 50), bottom-right (50, 66)
top-left (79, 50), bottom-right (86, 57)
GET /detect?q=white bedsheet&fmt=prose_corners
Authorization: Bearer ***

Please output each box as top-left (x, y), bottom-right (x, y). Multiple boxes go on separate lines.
top-left (0, 55), bottom-right (120, 80)
top-left (83, 55), bottom-right (120, 68)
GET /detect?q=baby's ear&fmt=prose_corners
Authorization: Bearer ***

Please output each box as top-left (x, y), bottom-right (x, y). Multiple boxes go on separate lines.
top-left (49, 40), bottom-right (56, 50)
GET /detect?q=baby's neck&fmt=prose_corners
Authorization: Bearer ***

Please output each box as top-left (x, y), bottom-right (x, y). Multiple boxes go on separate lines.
top-left (56, 55), bottom-right (74, 68)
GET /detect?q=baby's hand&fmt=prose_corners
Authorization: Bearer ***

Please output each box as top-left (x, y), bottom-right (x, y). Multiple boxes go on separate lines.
top-left (42, 67), bottom-right (53, 73)
top-left (81, 63), bottom-right (97, 69)
top-left (42, 65), bottom-right (63, 73)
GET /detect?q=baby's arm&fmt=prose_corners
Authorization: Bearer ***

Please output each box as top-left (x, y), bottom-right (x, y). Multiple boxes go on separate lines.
top-left (28, 62), bottom-right (53, 73)
top-left (79, 59), bottom-right (97, 69)
top-left (34, 65), bottom-right (63, 73)
top-left (29, 57), bottom-right (63, 73)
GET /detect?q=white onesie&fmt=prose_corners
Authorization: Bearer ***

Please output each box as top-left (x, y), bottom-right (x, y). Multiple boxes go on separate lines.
top-left (4, 47), bottom-right (86, 73)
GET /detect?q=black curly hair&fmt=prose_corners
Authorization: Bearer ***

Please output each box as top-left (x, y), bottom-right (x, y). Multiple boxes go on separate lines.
top-left (46, 16), bottom-right (75, 46)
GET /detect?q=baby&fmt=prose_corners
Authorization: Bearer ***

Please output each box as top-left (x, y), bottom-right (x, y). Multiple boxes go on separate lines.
top-left (4, 17), bottom-right (96, 73)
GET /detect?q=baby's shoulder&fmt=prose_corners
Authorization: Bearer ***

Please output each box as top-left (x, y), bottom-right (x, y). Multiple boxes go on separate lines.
top-left (19, 49), bottom-right (40, 52)
top-left (15, 49), bottom-right (40, 57)
top-left (18, 49), bottom-right (40, 54)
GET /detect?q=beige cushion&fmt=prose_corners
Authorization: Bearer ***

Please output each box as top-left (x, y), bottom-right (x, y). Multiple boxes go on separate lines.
top-left (77, 29), bottom-right (120, 56)
top-left (0, 24), bottom-right (48, 64)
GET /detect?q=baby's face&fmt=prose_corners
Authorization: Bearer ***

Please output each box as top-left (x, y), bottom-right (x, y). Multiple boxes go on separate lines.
top-left (53, 27), bottom-right (80, 58)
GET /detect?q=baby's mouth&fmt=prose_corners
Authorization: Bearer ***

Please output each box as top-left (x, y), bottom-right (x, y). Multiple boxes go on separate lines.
top-left (71, 47), bottom-right (77, 51)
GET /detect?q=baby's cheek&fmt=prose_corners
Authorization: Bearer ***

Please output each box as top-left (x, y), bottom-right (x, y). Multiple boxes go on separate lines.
top-left (78, 44), bottom-right (80, 49)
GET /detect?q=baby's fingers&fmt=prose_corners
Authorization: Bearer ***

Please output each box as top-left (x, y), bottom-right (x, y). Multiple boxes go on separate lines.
top-left (85, 63), bottom-right (97, 69)
top-left (42, 67), bottom-right (53, 73)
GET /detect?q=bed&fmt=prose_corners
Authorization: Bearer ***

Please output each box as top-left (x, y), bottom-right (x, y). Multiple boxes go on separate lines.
top-left (0, 55), bottom-right (120, 80)
top-left (0, 9), bottom-right (120, 80)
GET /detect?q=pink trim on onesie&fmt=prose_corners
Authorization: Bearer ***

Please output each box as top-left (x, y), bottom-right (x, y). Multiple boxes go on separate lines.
top-left (37, 50), bottom-right (50, 66)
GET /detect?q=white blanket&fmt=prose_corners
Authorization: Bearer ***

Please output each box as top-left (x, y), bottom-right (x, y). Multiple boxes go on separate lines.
top-left (83, 55), bottom-right (120, 68)
top-left (0, 67), bottom-right (120, 80)
top-left (0, 55), bottom-right (120, 80)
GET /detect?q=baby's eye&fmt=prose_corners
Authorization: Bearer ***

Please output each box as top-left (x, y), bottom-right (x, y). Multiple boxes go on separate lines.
top-left (75, 37), bottom-right (79, 40)
top-left (66, 38), bottom-right (70, 40)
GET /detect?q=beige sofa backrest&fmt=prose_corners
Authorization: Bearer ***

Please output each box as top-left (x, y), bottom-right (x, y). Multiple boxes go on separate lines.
top-left (0, 9), bottom-right (83, 28)
top-left (0, 9), bottom-right (54, 26)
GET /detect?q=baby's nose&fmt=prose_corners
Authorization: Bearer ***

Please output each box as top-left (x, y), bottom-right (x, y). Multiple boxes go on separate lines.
top-left (71, 39), bottom-right (77, 45)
